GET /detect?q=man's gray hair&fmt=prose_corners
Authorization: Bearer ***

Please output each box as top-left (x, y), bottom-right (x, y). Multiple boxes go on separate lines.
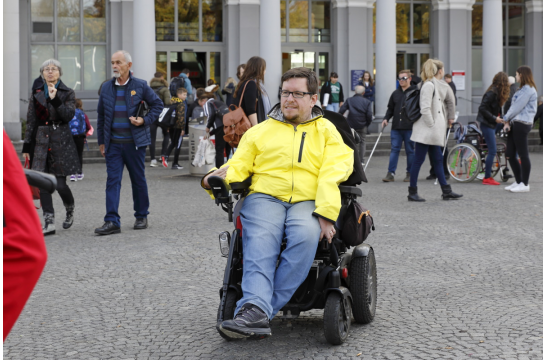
top-left (40, 58), bottom-right (63, 77)
top-left (115, 50), bottom-right (132, 63)
top-left (355, 85), bottom-right (365, 95)
top-left (508, 76), bottom-right (515, 85)
top-left (539, 95), bottom-right (543, 103)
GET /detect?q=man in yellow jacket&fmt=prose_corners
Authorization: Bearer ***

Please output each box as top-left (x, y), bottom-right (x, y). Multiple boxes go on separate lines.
top-left (203, 67), bottom-right (353, 339)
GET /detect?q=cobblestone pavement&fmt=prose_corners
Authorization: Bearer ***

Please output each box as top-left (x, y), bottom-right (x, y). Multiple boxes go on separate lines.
top-left (4, 153), bottom-right (543, 360)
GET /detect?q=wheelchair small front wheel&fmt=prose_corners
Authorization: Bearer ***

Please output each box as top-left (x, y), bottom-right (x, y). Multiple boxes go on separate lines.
top-left (447, 143), bottom-right (481, 182)
top-left (323, 292), bottom-right (351, 345)
top-left (350, 249), bottom-right (377, 324)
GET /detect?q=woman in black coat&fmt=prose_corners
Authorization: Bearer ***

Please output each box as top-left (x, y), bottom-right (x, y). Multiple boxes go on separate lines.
top-left (233, 56), bottom-right (269, 125)
top-left (22, 59), bottom-right (80, 235)
top-left (476, 71), bottom-right (510, 185)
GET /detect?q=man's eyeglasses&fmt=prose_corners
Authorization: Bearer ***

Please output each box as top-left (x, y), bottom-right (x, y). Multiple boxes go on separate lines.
top-left (44, 67), bottom-right (59, 73)
top-left (280, 90), bottom-right (314, 99)
top-left (398, 76), bottom-right (409, 81)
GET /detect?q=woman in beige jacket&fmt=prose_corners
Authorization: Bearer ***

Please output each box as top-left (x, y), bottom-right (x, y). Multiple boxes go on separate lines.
top-left (408, 59), bottom-right (462, 202)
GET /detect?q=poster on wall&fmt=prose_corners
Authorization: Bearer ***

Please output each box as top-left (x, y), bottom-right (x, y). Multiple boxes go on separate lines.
top-left (452, 71), bottom-right (466, 91)
top-left (351, 70), bottom-right (365, 91)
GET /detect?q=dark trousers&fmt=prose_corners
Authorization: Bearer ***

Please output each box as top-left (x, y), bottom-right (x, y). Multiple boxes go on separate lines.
top-left (165, 128), bottom-right (183, 166)
top-left (506, 122), bottom-right (532, 185)
top-left (213, 128), bottom-right (231, 169)
top-left (428, 130), bottom-right (448, 176)
top-left (41, 161), bottom-right (74, 215)
top-left (150, 122), bottom-right (169, 160)
top-left (104, 143), bottom-right (149, 227)
top-left (411, 142), bottom-right (448, 188)
top-left (73, 136), bottom-right (85, 173)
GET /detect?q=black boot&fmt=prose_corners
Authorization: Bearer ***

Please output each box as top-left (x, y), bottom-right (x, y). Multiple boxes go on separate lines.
top-left (441, 184), bottom-right (463, 200)
top-left (63, 203), bottom-right (75, 229)
top-left (408, 186), bottom-right (425, 202)
top-left (43, 213), bottom-right (55, 236)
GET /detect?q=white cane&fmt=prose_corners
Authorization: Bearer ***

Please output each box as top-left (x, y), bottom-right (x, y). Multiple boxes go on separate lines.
top-left (364, 123), bottom-right (386, 172)
top-left (435, 112), bottom-right (459, 185)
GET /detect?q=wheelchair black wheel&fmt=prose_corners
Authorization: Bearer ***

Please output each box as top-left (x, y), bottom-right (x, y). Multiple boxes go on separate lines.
top-left (217, 289), bottom-right (238, 341)
top-left (323, 292), bottom-right (351, 345)
top-left (350, 249), bottom-right (377, 324)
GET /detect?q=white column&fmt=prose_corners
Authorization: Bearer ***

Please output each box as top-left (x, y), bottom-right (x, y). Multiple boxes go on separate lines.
top-left (132, 0), bottom-right (156, 83)
top-left (259, 0), bottom-right (281, 101)
top-left (482, 0), bottom-right (503, 91)
top-left (526, 1), bottom-right (543, 92)
top-left (375, 0), bottom-right (396, 121)
top-left (4, 0), bottom-right (21, 140)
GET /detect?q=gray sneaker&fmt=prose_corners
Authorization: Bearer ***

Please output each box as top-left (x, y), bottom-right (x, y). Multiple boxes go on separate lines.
top-left (403, 172), bottom-right (410, 182)
top-left (150, 159), bottom-right (158, 167)
top-left (382, 172), bottom-right (395, 182)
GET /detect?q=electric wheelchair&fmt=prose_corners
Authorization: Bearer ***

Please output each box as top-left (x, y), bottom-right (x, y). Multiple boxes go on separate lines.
top-left (208, 111), bottom-right (377, 345)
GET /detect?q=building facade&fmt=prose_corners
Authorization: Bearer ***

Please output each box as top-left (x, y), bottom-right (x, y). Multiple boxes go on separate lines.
top-left (5, 0), bottom-right (543, 139)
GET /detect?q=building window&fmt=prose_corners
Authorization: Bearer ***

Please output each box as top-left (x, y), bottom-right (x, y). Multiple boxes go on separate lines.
top-left (374, 1), bottom-right (429, 45)
top-left (282, 0), bottom-right (331, 43)
top-left (156, 0), bottom-right (222, 42)
top-left (30, 0), bottom-right (108, 91)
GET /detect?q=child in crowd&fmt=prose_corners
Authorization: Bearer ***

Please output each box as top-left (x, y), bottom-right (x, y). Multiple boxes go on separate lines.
top-left (164, 87), bottom-right (188, 169)
top-left (70, 99), bottom-right (91, 181)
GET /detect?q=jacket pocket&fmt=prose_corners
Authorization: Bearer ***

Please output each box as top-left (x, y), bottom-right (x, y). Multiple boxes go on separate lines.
top-left (298, 132), bottom-right (307, 163)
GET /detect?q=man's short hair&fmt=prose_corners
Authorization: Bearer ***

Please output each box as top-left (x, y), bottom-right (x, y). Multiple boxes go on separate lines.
top-left (177, 87), bottom-right (188, 95)
top-left (281, 67), bottom-right (318, 95)
top-left (154, 71), bottom-right (163, 78)
top-left (330, 72), bottom-right (338, 78)
top-left (444, 73), bottom-right (452, 79)
top-left (355, 85), bottom-right (365, 94)
top-left (399, 69), bottom-right (411, 76)
top-left (114, 50), bottom-right (132, 63)
top-left (182, 68), bottom-right (190, 74)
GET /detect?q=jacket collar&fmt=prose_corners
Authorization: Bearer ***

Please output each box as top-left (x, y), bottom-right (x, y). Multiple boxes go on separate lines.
top-left (32, 77), bottom-right (70, 92)
top-left (267, 103), bottom-right (324, 124)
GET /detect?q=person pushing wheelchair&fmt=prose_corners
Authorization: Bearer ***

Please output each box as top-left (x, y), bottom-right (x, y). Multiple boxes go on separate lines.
top-left (202, 67), bottom-right (354, 339)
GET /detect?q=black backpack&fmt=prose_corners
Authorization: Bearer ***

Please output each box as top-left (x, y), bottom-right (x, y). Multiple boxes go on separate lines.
top-left (157, 103), bottom-right (178, 129)
top-left (169, 77), bottom-right (184, 97)
top-left (401, 84), bottom-right (435, 124)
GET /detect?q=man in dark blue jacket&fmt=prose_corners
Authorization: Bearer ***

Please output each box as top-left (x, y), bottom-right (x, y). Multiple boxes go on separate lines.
top-left (338, 85), bottom-right (372, 165)
top-left (95, 50), bottom-right (163, 235)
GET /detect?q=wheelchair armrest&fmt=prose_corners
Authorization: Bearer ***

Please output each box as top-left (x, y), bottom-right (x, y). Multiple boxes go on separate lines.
top-left (207, 176), bottom-right (231, 202)
top-left (230, 176), bottom-right (252, 193)
top-left (24, 169), bottom-right (57, 194)
top-left (339, 185), bottom-right (362, 197)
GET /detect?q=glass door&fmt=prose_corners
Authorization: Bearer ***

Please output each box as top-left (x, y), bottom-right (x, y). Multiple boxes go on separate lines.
top-left (396, 51), bottom-right (429, 78)
top-left (281, 51), bottom-right (329, 84)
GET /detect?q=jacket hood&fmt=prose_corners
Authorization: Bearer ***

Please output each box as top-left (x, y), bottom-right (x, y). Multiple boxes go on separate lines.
top-left (267, 103), bottom-right (324, 123)
top-left (150, 78), bottom-right (168, 88)
top-left (179, 73), bottom-right (188, 79)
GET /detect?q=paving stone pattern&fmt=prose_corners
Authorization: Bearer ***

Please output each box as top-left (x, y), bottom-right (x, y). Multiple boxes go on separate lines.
top-left (4, 153), bottom-right (543, 360)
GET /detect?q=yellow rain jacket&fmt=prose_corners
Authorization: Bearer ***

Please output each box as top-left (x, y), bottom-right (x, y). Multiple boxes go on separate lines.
top-left (204, 105), bottom-right (353, 223)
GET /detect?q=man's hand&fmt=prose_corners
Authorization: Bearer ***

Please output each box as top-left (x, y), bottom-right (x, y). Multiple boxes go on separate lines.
top-left (181, 130), bottom-right (185, 136)
top-left (448, 118), bottom-right (455, 126)
top-left (203, 166), bottom-right (230, 189)
top-left (318, 217), bottom-right (336, 244)
top-left (99, 144), bottom-right (105, 157)
top-left (129, 117), bottom-right (144, 126)
top-left (381, 119), bottom-right (388, 129)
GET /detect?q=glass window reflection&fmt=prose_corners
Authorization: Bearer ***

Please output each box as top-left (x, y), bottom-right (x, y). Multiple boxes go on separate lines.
top-left (289, 0), bottom-right (309, 42)
top-left (156, 51), bottom-right (168, 77)
top-left (156, 0), bottom-right (175, 41)
top-left (57, 0), bottom-right (80, 42)
top-left (472, 5), bottom-right (483, 46)
top-left (396, 3), bottom-right (410, 44)
top-left (413, 4), bottom-right (429, 44)
top-left (203, 0), bottom-right (222, 42)
top-left (178, 0), bottom-right (199, 41)
top-left (507, 5), bottom-right (524, 46)
top-left (311, 1), bottom-right (330, 43)
top-left (31, 45), bottom-right (55, 79)
top-left (281, 0), bottom-right (286, 42)
top-left (58, 45), bottom-right (81, 90)
top-left (83, 45), bottom-right (106, 90)
top-left (31, 0), bottom-right (54, 42)
top-left (83, 0), bottom-right (106, 42)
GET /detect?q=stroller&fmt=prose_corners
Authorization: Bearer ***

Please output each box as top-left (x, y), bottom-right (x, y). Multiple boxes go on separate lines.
top-left (208, 110), bottom-right (378, 345)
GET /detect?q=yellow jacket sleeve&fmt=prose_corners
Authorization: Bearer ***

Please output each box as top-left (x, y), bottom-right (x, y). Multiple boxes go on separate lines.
top-left (313, 127), bottom-right (354, 222)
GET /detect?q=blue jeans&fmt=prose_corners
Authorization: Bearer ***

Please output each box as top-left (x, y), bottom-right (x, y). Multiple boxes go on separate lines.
top-left (105, 143), bottom-right (150, 227)
top-left (235, 193), bottom-right (321, 320)
top-left (325, 103), bottom-right (340, 112)
top-left (410, 142), bottom-right (448, 188)
top-left (388, 129), bottom-right (415, 174)
top-left (480, 125), bottom-right (497, 179)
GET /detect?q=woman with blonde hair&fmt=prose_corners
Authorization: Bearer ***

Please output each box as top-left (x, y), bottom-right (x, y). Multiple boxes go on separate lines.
top-left (222, 77), bottom-right (237, 107)
top-left (408, 58), bottom-right (462, 202)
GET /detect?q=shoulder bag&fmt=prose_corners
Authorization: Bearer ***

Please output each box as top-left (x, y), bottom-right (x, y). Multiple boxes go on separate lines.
top-left (222, 80), bottom-right (253, 147)
top-left (341, 200), bottom-right (375, 247)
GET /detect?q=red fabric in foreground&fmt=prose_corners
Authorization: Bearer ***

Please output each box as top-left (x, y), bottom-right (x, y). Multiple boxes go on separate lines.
top-left (3, 130), bottom-right (47, 341)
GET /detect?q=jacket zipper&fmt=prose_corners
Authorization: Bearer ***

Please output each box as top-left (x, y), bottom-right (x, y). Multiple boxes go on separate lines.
top-left (289, 127), bottom-right (297, 203)
top-left (298, 132), bottom-right (306, 163)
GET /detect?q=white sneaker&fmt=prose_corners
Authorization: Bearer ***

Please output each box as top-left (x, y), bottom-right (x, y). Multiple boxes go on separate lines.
top-left (150, 159), bottom-right (158, 167)
top-left (510, 183), bottom-right (530, 193)
top-left (504, 182), bottom-right (520, 191)
top-left (476, 172), bottom-right (485, 180)
top-left (70, 175), bottom-right (77, 182)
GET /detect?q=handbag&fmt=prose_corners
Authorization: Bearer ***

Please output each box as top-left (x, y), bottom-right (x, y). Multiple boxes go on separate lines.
top-left (223, 80), bottom-right (253, 147)
top-left (341, 200), bottom-right (375, 247)
top-left (24, 159), bottom-right (41, 208)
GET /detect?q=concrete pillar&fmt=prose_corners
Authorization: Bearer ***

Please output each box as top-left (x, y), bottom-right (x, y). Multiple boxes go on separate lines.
top-left (431, 0), bottom-right (475, 122)
top-left (132, 0), bottom-right (155, 83)
top-left (525, 0), bottom-right (543, 93)
top-left (482, 0), bottom-right (503, 92)
top-left (260, 0), bottom-right (281, 100)
top-left (225, 0), bottom-right (260, 80)
top-left (373, 0), bottom-right (396, 130)
top-left (4, 0), bottom-right (21, 140)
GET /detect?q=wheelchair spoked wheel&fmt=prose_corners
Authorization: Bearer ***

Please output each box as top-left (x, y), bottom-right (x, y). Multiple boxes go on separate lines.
top-left (217, 289), bottom-right (239, 341)
top-left (350, 249), bottom-right (377, 324)
top-left (323, 292), bottom-right (352, 345)
top-left (447, 143), bottom-right (481, 182)
top-left (489, 153), bottom-right (502, 179)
